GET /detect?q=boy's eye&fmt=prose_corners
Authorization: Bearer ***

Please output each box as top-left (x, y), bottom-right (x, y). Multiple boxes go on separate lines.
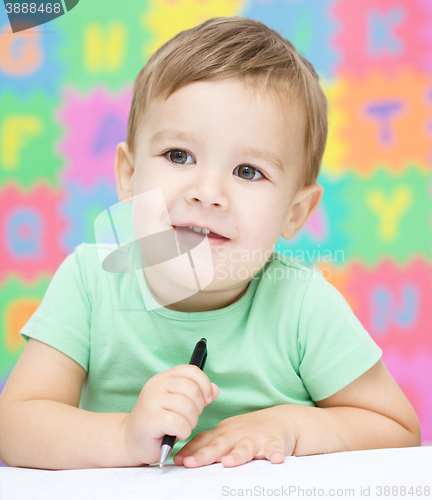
top-left (165, 149), bottom-right (194, 165)
top-left (163, 149), bottom-right (265, 182)
top-left (233, 165), bottom-right (263, 181)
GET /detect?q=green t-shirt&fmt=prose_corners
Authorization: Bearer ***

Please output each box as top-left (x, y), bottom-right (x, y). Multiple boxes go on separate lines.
top-left (20, 242), bottom-right (382, 465)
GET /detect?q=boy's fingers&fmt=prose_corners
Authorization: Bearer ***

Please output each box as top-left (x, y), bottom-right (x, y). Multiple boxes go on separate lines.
top-left (162, 412), bottom-right (193, 442)
top-left (264, 440), bottom-right (286, 464)
top-left (178, 431), bottom-right (212, 457)
top-left (211, 383), bottom-right (219, 401)
top-left (221, 438), bottom-right (258, 467)
top-left (159, 393), bottom-right (200, 432)
top-left (183, 438), bottom-right (232, 467)
top-left (173, 430), bottom-right (215, 465)
top-left (165, 377), bottom-right (206, 412)
top-left (170, 364), bottom-right (214, 404)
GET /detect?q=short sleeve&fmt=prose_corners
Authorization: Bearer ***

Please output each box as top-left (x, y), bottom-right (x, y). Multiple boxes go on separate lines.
top-left (297, 269), bottom-right (382, 401)
top-left (20, 245), bottom-right (91, 372)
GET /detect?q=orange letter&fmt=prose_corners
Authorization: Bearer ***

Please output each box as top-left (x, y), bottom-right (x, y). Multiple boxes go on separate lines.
top-left (0, 24), bottom-right (43, 75)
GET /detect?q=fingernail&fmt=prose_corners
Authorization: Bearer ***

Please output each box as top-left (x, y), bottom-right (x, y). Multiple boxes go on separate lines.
top-left (176, 454), bottom-right (183, 462)
top-left (207, 395), bottom-right (213, 404)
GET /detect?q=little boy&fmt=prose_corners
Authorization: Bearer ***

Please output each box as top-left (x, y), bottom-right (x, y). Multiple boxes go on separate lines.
top-left (0, 16), bottom-right (421, 470)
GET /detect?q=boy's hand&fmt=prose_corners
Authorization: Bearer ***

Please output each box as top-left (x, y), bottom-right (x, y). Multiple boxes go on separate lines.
top-left (173, 406), bottom-right (299, 468)
top-left (122, 365), bottom-right (219, 466)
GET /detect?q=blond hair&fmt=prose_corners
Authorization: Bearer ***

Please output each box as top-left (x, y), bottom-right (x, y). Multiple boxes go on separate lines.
top-left (126, 16), bottom-right (328, 191)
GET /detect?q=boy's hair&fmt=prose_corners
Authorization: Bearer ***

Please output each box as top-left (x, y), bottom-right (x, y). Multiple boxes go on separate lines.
top-left (126, 16), bottom-right (328, 192)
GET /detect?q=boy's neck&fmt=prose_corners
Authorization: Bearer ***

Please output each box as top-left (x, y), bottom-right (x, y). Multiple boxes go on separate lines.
top-left (144, 269), bottom-right (251, 313)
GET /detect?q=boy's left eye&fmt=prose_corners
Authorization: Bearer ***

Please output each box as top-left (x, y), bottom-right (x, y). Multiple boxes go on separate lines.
top-left (162, 149), bottom-right (265, 182)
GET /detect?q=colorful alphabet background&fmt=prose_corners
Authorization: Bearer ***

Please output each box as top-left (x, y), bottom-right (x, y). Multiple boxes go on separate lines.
top-left (0, 0), bottom-right (431, 466)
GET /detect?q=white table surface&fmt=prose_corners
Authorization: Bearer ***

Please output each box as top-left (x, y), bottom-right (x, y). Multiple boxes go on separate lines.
top-left (0, 446), bottom-right (431, 500)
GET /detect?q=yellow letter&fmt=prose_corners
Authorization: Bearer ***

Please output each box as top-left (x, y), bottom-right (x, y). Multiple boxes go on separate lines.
top-left (84, 22), bottom-right (126, 72)
top-left (366, 186), bottom-right (412, 241)
top-left (1, 116), bottom-right (43, 170)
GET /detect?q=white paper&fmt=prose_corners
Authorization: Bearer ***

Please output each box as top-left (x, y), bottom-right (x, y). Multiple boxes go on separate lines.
top-left (0, 447), bottom-right (431, 500)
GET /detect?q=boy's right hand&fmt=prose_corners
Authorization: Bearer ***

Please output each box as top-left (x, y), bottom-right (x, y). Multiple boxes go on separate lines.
top-left (121, 364), bottom-right (219, 466)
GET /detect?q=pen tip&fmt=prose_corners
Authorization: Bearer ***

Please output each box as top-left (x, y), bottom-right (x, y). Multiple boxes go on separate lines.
top-left (159, 462), bottom-right (163, 468)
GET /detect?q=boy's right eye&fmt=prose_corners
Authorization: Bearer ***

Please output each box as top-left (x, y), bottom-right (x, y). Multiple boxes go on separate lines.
top-left (163, 149), bottom-right (195, 165)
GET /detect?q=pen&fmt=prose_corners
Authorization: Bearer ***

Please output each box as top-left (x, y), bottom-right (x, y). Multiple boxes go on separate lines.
top-left (158, 338), bottom-right (208, 467)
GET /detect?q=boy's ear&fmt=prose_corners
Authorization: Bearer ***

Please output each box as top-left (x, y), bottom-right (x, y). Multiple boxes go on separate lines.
top-left (114, 142), bottom-right (135, 203)
top-left (281, 183), bottom-right (324, 240)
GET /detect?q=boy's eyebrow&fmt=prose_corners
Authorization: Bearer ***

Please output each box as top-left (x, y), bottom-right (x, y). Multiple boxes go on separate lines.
top-left (241, 146), bottom-right (284, 172)
top-left (149, 128), bottom-right (285, 172)
top-left (150, 129), bottom-right (201, 148)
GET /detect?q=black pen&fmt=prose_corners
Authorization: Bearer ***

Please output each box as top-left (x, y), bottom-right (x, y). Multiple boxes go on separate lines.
top-left (158, 338), bottom-right (208, 467)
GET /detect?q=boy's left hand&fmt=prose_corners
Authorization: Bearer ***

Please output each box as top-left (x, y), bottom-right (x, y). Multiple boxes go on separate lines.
top-left (173, 406), bottom-right (299, 468)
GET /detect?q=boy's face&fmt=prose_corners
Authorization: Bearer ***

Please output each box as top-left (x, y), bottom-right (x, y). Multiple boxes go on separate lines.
top-left (115, 78), bottom-right (322, 311)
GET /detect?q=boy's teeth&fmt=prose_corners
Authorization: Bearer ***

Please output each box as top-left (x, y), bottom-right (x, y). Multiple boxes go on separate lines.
top-left (188, 225), bottom-right (210, 235)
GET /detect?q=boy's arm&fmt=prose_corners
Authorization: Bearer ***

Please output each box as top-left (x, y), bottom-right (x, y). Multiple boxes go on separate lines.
top-left (291, 359), bottom-right (421, 456)
top-left (173, 359), bottom-right (421, 467)
top-left (0, 338), bottom-right (133, 469)
top-left (0, 400), bottom-right (132, 469)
